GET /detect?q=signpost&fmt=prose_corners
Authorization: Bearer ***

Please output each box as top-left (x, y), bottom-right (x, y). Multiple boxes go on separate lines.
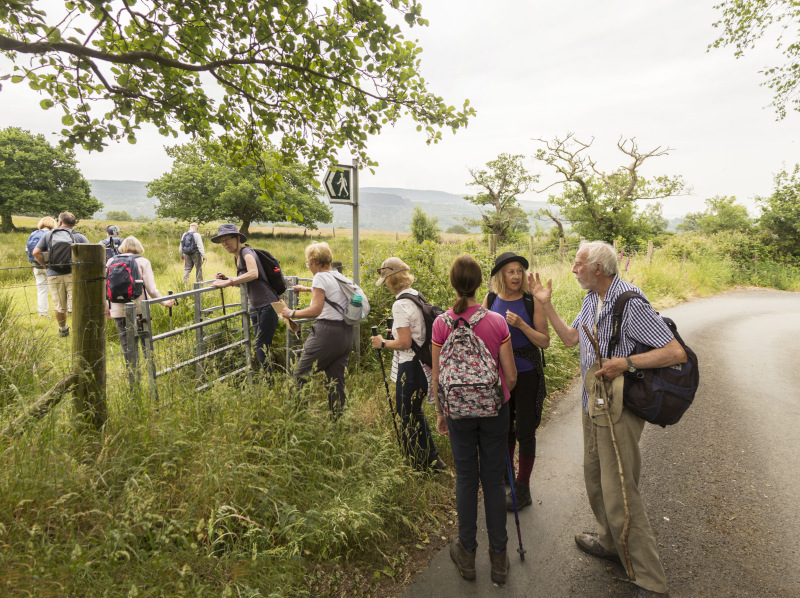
top-left (323, 162), bottom-right (359, 285)
top-left (323, 161), bottom-right (360, 356)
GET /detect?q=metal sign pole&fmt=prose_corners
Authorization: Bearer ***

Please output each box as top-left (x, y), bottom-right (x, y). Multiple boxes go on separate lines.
top-left (352, 157), bottom-right (360, 359)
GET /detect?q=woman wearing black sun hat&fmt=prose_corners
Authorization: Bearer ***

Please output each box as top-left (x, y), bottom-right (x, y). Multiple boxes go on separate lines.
top-left (483, 252), bottom-right (550, 511)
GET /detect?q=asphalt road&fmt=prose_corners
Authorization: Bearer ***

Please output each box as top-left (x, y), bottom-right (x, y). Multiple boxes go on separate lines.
top-left (402, 289), bottom-right (800, 598)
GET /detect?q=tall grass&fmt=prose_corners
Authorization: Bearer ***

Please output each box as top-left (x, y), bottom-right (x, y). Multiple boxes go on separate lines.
top-left (2, 218), bottom-right (799, 596)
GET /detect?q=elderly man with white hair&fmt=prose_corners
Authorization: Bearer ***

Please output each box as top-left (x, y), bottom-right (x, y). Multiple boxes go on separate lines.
top-left (531, 240), bottom-right (686, 598)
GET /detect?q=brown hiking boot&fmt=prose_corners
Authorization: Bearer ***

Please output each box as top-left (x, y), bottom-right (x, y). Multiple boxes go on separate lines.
top-left (489, 547), bottom-right (509, 584)
top-left (449, 538), bottom-right (476, 580)
top-left (507, 479), bottom-right (532, 511)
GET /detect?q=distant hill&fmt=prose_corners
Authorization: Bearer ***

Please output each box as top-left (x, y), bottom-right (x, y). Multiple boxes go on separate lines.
top-left (89, 180), bottom-right (681, 232)
top-left (89, 180), bottom-right (152, 217)
top-left (331, 187), bottom-right (553, 232)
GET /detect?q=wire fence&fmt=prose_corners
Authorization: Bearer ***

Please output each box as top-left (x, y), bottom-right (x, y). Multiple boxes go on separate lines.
top-left (0, 236), bottom-right (670, 428)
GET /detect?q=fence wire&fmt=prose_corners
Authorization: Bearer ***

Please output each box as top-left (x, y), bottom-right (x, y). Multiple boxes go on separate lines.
top-left (1, 238), bottom-right (665, 426)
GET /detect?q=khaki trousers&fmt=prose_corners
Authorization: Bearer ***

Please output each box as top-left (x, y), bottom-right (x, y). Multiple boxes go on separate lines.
top-left (582, 408), bottom-right (668, 593)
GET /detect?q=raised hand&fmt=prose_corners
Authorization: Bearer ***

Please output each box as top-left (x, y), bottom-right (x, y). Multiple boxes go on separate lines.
top-left (530, 272), bottom-right (552, 305)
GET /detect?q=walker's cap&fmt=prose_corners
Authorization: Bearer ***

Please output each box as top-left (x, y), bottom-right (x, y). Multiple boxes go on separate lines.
top-left (375, 257), bottom-right (410, 286)
top-left (211, 223), bottom-right (247, 243)
top-left (585, 359), bottom-right (625, 427)
top-left (491, 252), bottom-right (529, 277)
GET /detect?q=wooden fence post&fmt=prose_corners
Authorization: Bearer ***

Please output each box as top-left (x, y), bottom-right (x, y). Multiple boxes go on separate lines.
top-left (71, 243), bottom-right (107, 430)
top-left (613, 239), bottom-right (619, 253)
top-left (559, 237), bottom-right (564, 260)
top-left (529, 235), bottom-right (535, 268)
top-left (647, 240), bottom-right (653, 265)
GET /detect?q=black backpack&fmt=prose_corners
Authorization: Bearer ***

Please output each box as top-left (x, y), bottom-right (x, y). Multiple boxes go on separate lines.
top-left (47, 228), bottom-right (76, 274)
top-left (486, 291), bottom-right (546, 367)
top-left (237, 245), bottom-right (287, 296)
top-left (104, 236), bottom-right (122, 260)
top-left (107, 254), bottom-right (143, 304)
top-left (180, 231), bottom-right (198, 254)
top-left (607, 291), bottom-right (700, 427)
top-left (399, 291), bottom-right (444, 368)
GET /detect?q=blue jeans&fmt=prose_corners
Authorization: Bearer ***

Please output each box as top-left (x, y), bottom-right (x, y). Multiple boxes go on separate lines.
top-left (446, 401), bottom-right (510, 553)
top-left (396, 360), bottom-right (439, 467)
top-left (251, 305), bottom-right (278, 375)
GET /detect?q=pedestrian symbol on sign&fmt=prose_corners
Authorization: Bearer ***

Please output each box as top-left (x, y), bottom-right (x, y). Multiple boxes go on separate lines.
top-left (323, 167), bottom-right (353, 204)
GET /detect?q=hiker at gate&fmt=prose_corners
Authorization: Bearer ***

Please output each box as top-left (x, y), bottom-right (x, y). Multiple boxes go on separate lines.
top-left (370, 256), bottom-right (447, 473)
top-left (432, 254), bottom-right (517, 585)
top-left (280, 242), bottom-right (356, 417)
top-left (484, 252), bottom-right (549, 512)
top-left (25, 216), bottom-right (56, 317)
top-left (179, 223), bottom-right (206, 284)
top-left (106, 236), bottom-right (174, 370)
top-left (531, 240), bottom-right (686, 598)
top-left (31, 212), bottom-right (90, 338)
top-left (101, 224), bottom-right (123, 261)
top-left (210, 224), bottom-right (281, 377)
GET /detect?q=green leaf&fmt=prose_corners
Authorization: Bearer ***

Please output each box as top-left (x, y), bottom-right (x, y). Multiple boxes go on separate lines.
top-left (40, 99), bottom-right (54, 110)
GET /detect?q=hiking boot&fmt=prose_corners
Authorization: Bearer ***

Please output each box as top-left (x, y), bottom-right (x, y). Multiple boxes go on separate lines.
top-left (632, 587), bottom-right (670, 598)
top-left (449, 538), bottom-right (476, 580)
top-left (59, 326), bottom-right (70, 338)
top-left (489, 547), bottom-right (509, 584)
top-left (427, 456), bottom-right (448, 473)
top-left (574, 532), bottom-right (621, 564)
top-left (507, 479), bottom-right (532, 511)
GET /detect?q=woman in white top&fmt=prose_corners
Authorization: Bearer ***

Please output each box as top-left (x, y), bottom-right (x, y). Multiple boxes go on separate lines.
top-left (106, 236), bottom-right (174, 368)
top-left (370, 257), bottom-right (446, 472)
top-left (281, 242), bottom-right (353, 417)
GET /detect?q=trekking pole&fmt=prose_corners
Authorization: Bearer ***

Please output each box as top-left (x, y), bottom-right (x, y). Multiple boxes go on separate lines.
top-left (167, 291), bottom-right (174, 330)
top-left (506, 450), bottom-right (526, 560)
top-left (372, 325), bottom-right (402, 451)
top-left (581, 324), bottom-right (635, 581)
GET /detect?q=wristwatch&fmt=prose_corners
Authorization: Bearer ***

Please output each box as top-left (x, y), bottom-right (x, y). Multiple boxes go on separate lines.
top-left (625, 356), bottom-right (637, 372)
top-left (381, 340), bottom-right (386, 349)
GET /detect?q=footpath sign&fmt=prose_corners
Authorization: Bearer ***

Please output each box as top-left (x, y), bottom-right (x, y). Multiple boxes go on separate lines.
top-left (324, 166), bottom-right (354, 204)
top-left (322, 161), bottom-right (361, 356)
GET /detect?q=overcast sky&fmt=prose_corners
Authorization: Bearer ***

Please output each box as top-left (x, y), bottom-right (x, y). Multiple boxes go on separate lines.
top-left (1, 0), bottom-right (797, 217)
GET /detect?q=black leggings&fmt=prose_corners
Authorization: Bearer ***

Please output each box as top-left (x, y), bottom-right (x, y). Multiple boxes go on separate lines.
top-left (508, 368), bottom-right (542, 458)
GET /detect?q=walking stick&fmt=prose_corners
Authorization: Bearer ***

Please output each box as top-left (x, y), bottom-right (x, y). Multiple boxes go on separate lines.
top-left (582, 324), bottom-right (635, 581)
top-left (372, 326), bottom-right (402, 451)
top-left (506, 450), bottom-right (526, 561)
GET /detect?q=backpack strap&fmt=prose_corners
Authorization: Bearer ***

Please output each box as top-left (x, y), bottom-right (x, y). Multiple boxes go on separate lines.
top-left (607, 290), bottom-right (648, 359)
top-left (486, 291), bottom-right (497, 310)
top-left (321, 271), bottom-right (349, 314)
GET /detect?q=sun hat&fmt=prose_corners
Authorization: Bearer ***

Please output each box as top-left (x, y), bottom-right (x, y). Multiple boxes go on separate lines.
top-left (491, 252), bottom-right (529, 277)
top-left (375, 257), bottom-right (410, 286)
top-left (585, 359), bottom-right (624, 426)
top-left (211, 223), bottom-right (247, 243)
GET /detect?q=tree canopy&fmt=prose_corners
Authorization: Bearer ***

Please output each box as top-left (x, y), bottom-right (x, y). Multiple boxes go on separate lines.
top-left (757, 163), bottom-right (800, 259)
top-left (533, 135), bottom-right (687, 244)
top-left (0, 127), bottom-right (101, 231)
top-left (711, 0), bottom-right (800, 119)
top-left (0, 0), bottom-right (474, 169)
top-left (463, 153), bottom-right (535, 243)
top-left (148, 140), bottom-right (331, 235)
top-left (677, 195), bottom-right (753, 235)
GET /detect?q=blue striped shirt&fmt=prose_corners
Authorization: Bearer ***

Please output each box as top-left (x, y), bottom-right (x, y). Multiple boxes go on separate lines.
top-left (571, 276), bottom-right (675, 413)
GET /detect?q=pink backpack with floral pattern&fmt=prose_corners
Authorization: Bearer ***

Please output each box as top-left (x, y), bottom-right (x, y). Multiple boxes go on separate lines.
top-left (437, 308), bottom-right (502, 419)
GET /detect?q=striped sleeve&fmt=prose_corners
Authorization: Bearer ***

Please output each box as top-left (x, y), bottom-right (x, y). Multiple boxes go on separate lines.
top-left (623, 297), bottom-right (674, 348)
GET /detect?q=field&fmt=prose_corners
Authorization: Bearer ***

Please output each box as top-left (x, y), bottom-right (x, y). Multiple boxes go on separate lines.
top-left (1, 215), bottom-right (799, 597)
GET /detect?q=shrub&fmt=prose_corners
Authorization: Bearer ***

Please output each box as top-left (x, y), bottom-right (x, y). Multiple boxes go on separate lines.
top-left (410, 206), bottom-right (440, 244)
